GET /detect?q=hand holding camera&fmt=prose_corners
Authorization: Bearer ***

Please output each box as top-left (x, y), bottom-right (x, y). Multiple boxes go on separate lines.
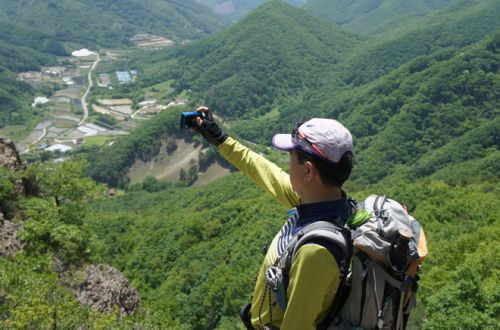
top-left (180, 106), bottom-right (227, 146)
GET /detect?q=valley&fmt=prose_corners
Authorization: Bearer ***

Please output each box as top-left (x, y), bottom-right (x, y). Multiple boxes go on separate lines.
top-left (11, 46), bottom-right (188, 162)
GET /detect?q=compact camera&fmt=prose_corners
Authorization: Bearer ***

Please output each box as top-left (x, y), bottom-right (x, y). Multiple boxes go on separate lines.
top-left (180, 111), bottom-right (203, 129)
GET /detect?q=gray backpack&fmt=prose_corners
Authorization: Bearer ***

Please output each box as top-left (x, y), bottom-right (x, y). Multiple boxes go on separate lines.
top-left (275, 195), bottom-right (428, 330)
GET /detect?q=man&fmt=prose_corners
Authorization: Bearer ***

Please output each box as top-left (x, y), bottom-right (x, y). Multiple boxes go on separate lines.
top-left (193, 107), bottom-right (354, 329)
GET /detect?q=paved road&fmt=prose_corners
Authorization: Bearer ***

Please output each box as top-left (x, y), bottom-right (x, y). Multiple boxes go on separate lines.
top-left (78, 54), bottom-right (101, 125)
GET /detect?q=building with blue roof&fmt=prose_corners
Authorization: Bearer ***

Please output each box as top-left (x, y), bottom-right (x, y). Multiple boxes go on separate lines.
top-left (116, 71), bottom-right (132, 83)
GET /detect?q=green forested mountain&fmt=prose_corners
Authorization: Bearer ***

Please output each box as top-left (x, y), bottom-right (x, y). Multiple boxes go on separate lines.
top-left (90, 1), bottom-right (499, 188)
top-left (340, 0), bottom-right (500, 85)
top-left (304, 0), bottom-right (490, 35)
top-left (88, 28), bottom-right (499, 187)
top-left (84, 0), bottom-right (361, 185)
top-left (133, 0), bottom-right (499, 120)
top-left (0, 21), bottom-right (64, 127)
top-left (0, 0), bottom-right (225, 46)
top-left (283, 32), bottom-right (500, 184)
top-left (135, 0), bottom-right (359, 119)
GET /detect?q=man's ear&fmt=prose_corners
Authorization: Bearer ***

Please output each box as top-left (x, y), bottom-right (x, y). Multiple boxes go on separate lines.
top-left (304, 161), bottom-right (314, 180)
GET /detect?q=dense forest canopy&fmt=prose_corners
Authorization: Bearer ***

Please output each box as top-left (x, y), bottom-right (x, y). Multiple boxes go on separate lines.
top-left (0, 0), bottom-right (226, 45)
top-left (304, 0), bottom-right (492, 35)
top-left (86, 176), bottom-right (499, 329)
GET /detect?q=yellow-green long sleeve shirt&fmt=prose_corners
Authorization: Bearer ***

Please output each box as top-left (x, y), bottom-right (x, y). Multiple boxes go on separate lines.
top-left (218, 137), bottom-right (341, 329)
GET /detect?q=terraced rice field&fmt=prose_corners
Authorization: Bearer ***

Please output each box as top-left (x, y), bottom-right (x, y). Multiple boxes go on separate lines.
top-left (53, 119), bottom-right (76, 128)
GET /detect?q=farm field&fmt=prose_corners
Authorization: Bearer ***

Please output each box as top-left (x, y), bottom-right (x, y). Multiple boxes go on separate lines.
top-left (83, 136), bottom-right (114, 147)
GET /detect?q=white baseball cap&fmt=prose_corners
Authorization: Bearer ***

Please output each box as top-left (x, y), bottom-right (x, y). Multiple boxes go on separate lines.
top-left (272, 118), bottom-right (354, 163)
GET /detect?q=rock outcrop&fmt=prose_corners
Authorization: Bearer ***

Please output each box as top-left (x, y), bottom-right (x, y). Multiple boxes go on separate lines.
top-left (0, 137), bottom-right (26, 172)
top-left (0, 137), bottom-right (26, 257)
top-left (0, 136), bottom-right (38, 201)
top-left (0, 218), bottom-right (23, 257)
top-left (0, 136), bottom-right (141, 316)
top-left (76, 264), bottom-right (140, 317)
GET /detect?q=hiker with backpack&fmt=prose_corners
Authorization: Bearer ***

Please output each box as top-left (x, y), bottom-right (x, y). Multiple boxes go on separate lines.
top-left (190, 107), bottom-right (426, 329)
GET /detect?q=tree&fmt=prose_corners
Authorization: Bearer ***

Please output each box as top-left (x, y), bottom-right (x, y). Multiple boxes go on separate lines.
top-left (19, 160), bottom-right (105, 263)
top-left (179, 159), bottom-right (198, 186)
top-left (142, 176), bottom-right (171, 192)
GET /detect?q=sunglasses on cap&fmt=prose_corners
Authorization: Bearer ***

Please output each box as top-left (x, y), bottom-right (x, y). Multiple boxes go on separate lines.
top-left (291, 122), bottom-right (330, 162)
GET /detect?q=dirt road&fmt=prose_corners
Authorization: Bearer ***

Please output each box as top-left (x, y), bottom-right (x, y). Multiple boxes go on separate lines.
top-left (78, 54), bottom-right (101, 125)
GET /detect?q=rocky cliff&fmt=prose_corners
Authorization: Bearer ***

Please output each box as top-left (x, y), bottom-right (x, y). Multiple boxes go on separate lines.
top-left (0, 137), bottom-right (140, 316)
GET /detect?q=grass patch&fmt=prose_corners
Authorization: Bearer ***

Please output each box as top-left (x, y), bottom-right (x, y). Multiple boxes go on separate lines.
top-left (50, 104), bottom-right (72, 113)
top-left (83, 136), bottom-right (112, 147)
top-left (0, 125), bottom-right (32, 141)
top-left (79, 68), bottom-right (91, 76)
top-left (259, 107), bottom-right (280, 120)
top-left (143, 80), bottom-right (175, 100)
top-left (0, 113), bottom-right (50, 141)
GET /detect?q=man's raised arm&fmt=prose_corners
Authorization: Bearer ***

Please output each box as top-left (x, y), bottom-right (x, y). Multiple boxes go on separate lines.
top-left (193, 107), bottom-right (300, 209)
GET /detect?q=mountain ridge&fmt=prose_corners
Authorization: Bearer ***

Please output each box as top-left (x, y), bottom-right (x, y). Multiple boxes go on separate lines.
top-left (0, 0), bottom-right (226, 45)
top-left (304, 0), bottom-right (486, 34)
top-left (136, 0), bottom-right (359, 119)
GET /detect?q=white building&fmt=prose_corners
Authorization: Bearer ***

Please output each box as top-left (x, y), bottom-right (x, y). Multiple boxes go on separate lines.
top-left (46, 144), bottom-right (73, 153)
top-left (32, 96), bottom-right (50, 107)
top-left (72, 48), bottom-right (97, 57)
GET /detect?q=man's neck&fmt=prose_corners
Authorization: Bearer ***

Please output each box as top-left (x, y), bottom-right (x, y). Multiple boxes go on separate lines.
top-left (300, 186), bottom-right (343, 204)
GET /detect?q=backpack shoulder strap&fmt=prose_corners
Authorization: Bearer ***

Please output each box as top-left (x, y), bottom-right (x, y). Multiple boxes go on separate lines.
top-left (293, 220), bottom-right (349, 257)
top-left (275, 220), bottom-right (353, 326)
top-left (279, 220), bottom-right (351, 279)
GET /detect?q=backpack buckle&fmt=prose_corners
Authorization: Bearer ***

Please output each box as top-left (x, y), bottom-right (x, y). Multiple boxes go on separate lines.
top-left (265, 266), bottom-right (287, 311)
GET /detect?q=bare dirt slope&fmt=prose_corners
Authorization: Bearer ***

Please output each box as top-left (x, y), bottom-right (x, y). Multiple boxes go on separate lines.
top-left (127, 139), bottom-right (231, 185)
top-left (194, 162), bottom-right (231, 187)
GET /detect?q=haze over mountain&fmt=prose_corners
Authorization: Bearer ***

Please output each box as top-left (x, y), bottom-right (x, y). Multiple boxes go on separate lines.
top-left (305, 0), bottom-right (488, 35)
top-left (196, 0), bottom-right (307, 19)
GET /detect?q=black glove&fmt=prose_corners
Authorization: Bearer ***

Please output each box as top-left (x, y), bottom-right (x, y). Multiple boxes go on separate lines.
top-left (195, 108), bottom-right (228, 147)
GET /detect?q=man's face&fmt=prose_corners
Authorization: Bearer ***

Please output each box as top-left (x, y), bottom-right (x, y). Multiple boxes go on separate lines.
top-left (289, 150), bottom-right (307, 196)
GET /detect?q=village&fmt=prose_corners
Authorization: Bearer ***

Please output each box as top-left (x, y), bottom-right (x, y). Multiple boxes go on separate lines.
top-left (15, 35), bottom-right (184, 158)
